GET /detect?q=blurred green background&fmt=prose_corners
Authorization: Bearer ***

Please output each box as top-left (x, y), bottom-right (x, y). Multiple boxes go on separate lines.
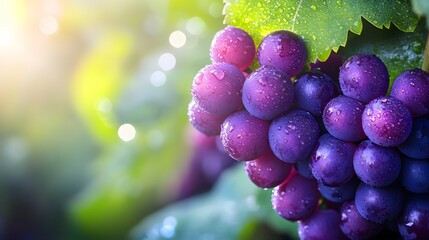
top-left (0, 0), bottom-right (225, 239)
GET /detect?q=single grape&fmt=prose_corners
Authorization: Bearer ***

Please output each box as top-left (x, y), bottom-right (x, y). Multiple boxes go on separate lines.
top-left (398, 118), bottom-right (429, 159)
top-left (397, 194), bottom-right (429, 240)
top-left (220, 110), bottom-right (269, 161)
top-left (187, 100), bottom-right (227, 136)
top-left (310, 133), bottom-right (356, 187)
top-left (390, 68), bottom-right (429, 117)
top-left (298, 209), bottom-right (347, 240)
top-left (339, 54), bottom-right (389, 103)
top-left (353, 140), bottom-right (401, 187)
top-left (362, 96), bottom-right (412, 147)
top-left (191, 62), bottom-right (245, 115)
top-left (210, 26), bottom-right (256, 71)
top-left (310, 51), bottom-right (343, 82)
top-left (400, 157), bottom-right (429, 193)
top-left (244, 150), bottom-right (292, 188)
top-left (355, 182), bottom-right (404, 223)
top-left (339, 201), bottom-right (384, 240)
top-left (257, 30), bottom-right (307, 77)
top-left (323, 95), bottom-right (366, 142)
top-left (294, 157), bottom-right (315, 180)
top-left (318, 177), bottom-right (360, 203)
top-left (272, 173), bottom-right (319, 221)
top-left (242, 65), bottom-right (294, 120)
top-left (269, 110), bottom-right (319, 163)
top-left (294, 70), bottom-right (338, 116)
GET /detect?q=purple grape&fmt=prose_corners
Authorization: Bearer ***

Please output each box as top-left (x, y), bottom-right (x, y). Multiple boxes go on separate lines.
top-left (398, 118), bottom-right (429, 159)
top-left (400, 157), bottom-right (429, 193)
top-left (272, 173), bottom-right (319, 221)
top-left (310, 134), bottom-right (356, 187)
top-left (355, 182), bottom-right (404, 223)
top-left (187, 100), bottom-right (227, 136)
top-left (397, 194), bottom-right (429, 240)
top-left (242, 65), bottom-right (294, 120)
top-left (220, 110), bottom-right (269, 161)
top-left (210, 26), bottom-right (256, 71)
top-left (310, 51), bottom-right (344, 81)
top-left (298, 209), bottom-right (347, 240)
top-left (339, 201), bottom-right (384, 240)
top-left (257, 30), bottom-right (307, 77)
top-left (390, 68), bottom-right (429, 117)
top-left (323, 95), bottom-right (366, 142)
top-left (294, 70), bottom-right (338, 116)
top-left (269, 110), bottom-right (319, 163)
top-left (353, 140), bottom-right (401, 187)
top-left (244, 150), bottom-right (292, 188)
top-left (362, 96), bottom-right (412, 147)
top-left (294, 157), bottom-right (315, 180)
top-left (318, 177), bottom-right (360, 203)
top-left (339, 54), bottom-right (389, 103)
top-left (176, 131), bottom-right (236, 201)
top-left (191, 62), bottom-right (245, 115)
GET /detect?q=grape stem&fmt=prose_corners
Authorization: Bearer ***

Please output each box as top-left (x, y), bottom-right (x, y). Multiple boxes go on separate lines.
top-left (422, 32), bottom-right (429, 72)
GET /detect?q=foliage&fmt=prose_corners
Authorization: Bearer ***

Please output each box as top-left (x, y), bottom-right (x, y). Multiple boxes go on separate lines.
top-left (224, 0), bottom-right (418, 62)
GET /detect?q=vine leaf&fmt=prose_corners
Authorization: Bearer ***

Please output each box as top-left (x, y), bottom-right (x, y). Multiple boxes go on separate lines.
top-left (224, 0), bottom-right (419, 62)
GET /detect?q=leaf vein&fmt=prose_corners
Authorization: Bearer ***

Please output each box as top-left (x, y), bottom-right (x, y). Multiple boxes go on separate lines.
top-left (291, 0), bottom-right (303, 32)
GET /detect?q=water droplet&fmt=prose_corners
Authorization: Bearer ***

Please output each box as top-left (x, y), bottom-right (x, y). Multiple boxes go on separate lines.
top-left (210, 69), bottom-right (225, 80)
top-left (310, 5), bottom-right (317, 10)
top-left (258, 77), bottom-right (268, 86)
top-left (194, 72), bottom-right (203, 85)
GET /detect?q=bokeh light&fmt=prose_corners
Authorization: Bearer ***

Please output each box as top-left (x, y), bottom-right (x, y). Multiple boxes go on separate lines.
top-left (118, 123), bottom-right (136, 142)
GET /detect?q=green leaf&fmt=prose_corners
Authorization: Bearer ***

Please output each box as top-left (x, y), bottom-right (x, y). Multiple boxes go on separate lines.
top-left (412, 0), bottom-right (429, 28)
top-left (130, 165), bottom-right (298, 240)
top-left (224, 0), bottom-right (418, 62)
top-left (339, 20), bottom-right (426, 90)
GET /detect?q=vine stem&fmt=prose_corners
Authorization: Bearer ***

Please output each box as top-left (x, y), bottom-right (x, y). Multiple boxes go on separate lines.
top-left (422, 32), bottom-right (429, 72)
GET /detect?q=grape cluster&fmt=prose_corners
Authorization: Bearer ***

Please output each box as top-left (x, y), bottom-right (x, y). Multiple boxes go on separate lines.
top-left (188, 25), bottom-right (429, 240)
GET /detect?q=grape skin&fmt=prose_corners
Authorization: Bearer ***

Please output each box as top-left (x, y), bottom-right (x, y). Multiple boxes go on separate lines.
top-left (355, 182), bottom-right (404, 224)
top-left (242, 65), bottom-right (294, 120)
top-left (323, 95), bottom-right (366, 142)
top-left (339, 201), bottom-right (383, 240)
top-left (210, 25), bottom-right (256, 71)
top-left (257, 30), bottom-right (307, 77)
top-left (353, 140), bottom-right (401, 187)
top-left (339, 54), bottom-right (389, 103)
top-left (390, 68), bottom-right (429, 117)
top-left (310, 133), bottom-right (356, 187)
top-left (362, 96), bottom-right (412, 147)
top-left (397, 194), bottom-right (429, 240)
top-left (400, 157), bottom-right (429, 194)
top-left (269, 110), bottom-right (320, 164)
top-left (398, 118), bottom-right (429, 159)
top-left (191, 62), bottom-right (245, 115)
top-left (318, 177), bottom-right (360, 204)
top-left (294, 70), bottom-right (338, 117)
top-left (187, 100), bottom-right (227, 136)
top-left (220, 110), bottom-right (270, 161)
top-left (271, 173), bottom-right (319, 221)
top-left (298, 209), bottom-right (347, 240)
top-left (244, 150), bottom-right (292, 188)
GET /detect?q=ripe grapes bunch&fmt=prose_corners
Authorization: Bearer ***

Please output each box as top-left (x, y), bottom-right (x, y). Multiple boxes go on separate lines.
top-left (188, 25), bottom-right (429, 240)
